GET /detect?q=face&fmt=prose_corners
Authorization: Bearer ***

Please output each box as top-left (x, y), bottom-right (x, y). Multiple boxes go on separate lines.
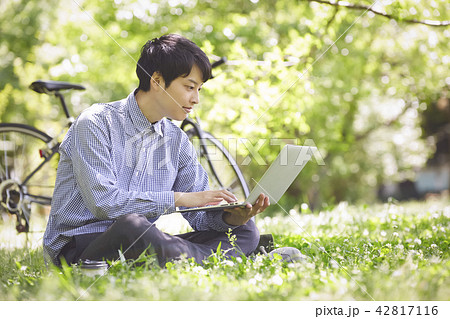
top-left (155, 64), bottom-right (203, 121)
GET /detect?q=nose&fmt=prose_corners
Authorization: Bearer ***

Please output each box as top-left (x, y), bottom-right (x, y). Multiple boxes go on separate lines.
top-left (191, 90), bottom-right (200, 105)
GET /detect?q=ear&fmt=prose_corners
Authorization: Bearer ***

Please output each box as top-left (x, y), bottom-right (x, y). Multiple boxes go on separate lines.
top-left (150, 72), bottom-right (165, 91)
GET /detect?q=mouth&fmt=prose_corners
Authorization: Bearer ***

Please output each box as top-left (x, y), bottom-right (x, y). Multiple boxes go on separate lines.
top-left (182, 107), bottom-right (193, 113)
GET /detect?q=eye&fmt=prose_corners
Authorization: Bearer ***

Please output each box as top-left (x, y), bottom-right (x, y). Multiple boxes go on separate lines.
top-left (186, 85), bottom-right (194, 91)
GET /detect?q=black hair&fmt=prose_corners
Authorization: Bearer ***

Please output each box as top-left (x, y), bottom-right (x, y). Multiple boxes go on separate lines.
top-left (136, 34), bottom-right (211, 91)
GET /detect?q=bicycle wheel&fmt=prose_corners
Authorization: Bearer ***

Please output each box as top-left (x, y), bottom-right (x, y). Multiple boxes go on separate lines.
top-left (0, 123), bottom-right (59, 232)
top-left (186, 129), bottom-right (250, 201)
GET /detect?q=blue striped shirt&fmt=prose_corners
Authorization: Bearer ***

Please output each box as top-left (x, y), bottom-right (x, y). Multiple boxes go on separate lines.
top-left (43, 90), bottom-right (235, 265)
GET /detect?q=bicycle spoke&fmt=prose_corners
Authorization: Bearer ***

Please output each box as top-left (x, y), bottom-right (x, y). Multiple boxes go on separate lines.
top-left (186, 129), bottom-right (249, 202)
top-left (1, 133), bottom-right (10, 179)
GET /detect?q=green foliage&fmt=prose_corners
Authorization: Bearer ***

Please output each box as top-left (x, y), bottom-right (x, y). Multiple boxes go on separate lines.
top-left (0, 0), bottom-right (449, 207)
top-left (0, 199), bottom-right (448, 300)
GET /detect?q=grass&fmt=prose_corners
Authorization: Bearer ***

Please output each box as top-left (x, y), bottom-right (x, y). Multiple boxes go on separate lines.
top-left (0, 198), bottom-right (448, 300)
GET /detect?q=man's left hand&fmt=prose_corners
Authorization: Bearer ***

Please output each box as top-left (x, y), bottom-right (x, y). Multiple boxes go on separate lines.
top-left (222, 193), bottom-right (270, 226)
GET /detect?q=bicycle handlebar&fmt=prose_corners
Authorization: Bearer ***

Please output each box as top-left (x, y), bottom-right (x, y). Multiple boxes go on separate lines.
top-left (210, 57), bottom-right (226, 79)
top-left (211, 57), bottom-right (227, 69)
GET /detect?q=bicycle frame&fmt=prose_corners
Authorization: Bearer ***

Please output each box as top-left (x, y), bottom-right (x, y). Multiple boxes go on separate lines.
top-left (23, 148), bottom-right (59, 206)
top-left (180, 117), bottom-right (227, 190)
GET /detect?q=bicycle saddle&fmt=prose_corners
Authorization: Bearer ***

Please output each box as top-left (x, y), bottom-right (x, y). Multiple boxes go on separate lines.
top-left (29, 80), bottom-right (85, 94)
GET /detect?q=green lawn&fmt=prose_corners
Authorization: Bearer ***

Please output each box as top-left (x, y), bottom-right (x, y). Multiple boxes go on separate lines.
top-left (0, 199), bottom-right (448, 300)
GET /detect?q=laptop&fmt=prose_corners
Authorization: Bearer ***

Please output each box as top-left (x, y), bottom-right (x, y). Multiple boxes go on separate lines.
top-left (176, 144), bottom-right (317, 213)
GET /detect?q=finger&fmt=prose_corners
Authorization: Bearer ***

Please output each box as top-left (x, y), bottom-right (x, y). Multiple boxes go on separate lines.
top-left (205, 201), bottom-right (222, 206)
top-left (257, 193), bottom-right (264, 201)
top-left (253, 193), bottom-right (262, 206)
top-left (253, 196), bottom-right (269, 215)
top-left (210, 192), bottom-right (232, 203)
top-left (254, 193), bottom-right (265, 208)
top-left (259, 196), bottom-right (270, 211)
top-left (264, 196), bottom-right (270, 207)
top-left (224, 189), bottom-right (238, 198)
top-left (216, 190), bottom-right (238, 203)
top-left (224, 190), bottom-right (238, 202)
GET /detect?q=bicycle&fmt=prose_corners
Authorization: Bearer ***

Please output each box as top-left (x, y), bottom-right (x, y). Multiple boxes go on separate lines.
top-left (0, 59), bottom-right (249, 234)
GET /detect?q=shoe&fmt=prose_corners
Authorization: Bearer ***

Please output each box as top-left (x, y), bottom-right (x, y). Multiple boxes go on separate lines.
top-left (260, 246), bottom-right (308, 263)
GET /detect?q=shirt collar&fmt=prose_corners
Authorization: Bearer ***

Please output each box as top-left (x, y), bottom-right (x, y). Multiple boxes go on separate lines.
top-left (126, 90), bottom-right (164, 137)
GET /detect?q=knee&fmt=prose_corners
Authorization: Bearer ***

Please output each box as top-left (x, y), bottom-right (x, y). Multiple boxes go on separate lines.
top-left (117, 213), bottom-right (147, 226)
top-left (114, 214), bottom-right (152, 239)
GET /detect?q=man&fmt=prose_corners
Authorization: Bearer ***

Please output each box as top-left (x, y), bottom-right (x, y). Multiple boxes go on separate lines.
top-left (43, 34), bottom-right (270, 267)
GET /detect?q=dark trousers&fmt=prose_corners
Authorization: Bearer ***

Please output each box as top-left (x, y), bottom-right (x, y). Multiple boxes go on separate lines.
top-left (60, 213), bottom-right (260, 267)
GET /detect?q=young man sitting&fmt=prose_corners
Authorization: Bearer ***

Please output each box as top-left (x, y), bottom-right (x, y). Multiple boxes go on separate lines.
top-left (43, 34), bottom-right (270, 267)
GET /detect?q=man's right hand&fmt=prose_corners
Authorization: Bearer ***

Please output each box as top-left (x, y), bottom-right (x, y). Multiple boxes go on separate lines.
top-left (174, 190), bottom-right (238, 208)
